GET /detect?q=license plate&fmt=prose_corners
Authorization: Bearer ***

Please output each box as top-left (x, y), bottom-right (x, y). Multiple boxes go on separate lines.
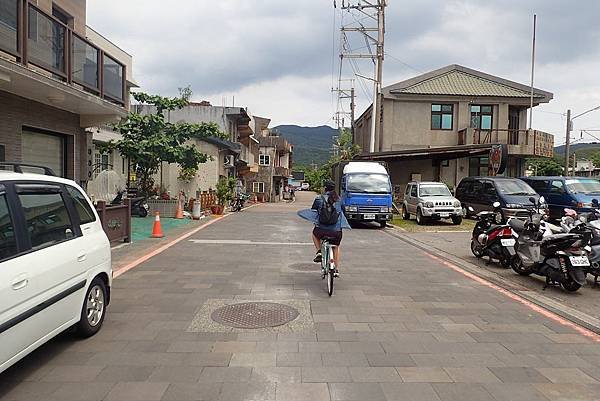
top-left (569, 256), bottom-right (590, 267)
top-left (364, 214), bottom-right (375, 220)
top-left (440, 213), bottom-right (450, 218)
top-left (501, 238), bottom-right (515, 247)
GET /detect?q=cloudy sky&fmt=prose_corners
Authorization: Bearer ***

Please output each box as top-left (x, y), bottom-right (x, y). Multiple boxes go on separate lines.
top-left (88, 0), bottom-right (600, 143)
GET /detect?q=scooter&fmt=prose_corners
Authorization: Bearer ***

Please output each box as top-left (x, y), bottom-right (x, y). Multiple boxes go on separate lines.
top-left (231, 193), bottom-right (250, 212)
top-left (470, 202), bottom-right (516, 267)
top-left (510, 196), bottom-right (590, 292)
top-left (111, 190), bottom-right (149, 217)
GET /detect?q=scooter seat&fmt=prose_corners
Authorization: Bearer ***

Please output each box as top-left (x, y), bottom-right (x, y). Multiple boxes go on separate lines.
top-left (509, 218), bottom-right (525, 233)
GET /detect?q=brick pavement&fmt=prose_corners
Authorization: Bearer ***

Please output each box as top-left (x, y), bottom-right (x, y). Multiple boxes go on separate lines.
top-left (2, 193), bottom-right (600, 400)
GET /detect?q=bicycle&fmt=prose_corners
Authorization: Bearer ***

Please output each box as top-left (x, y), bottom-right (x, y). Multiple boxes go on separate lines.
top-left (320, 237), bottom-right (337, 296)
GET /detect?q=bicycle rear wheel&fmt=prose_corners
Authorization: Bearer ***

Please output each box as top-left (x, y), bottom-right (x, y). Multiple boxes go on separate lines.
top-left (327, 268), bottom-right (334, 296)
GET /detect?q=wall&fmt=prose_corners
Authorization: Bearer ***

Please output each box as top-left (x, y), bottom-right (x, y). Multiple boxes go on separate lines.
top-left (0, 90), bottom-right (85, 182)
top-left (36, 0), bottom-right (86, 34)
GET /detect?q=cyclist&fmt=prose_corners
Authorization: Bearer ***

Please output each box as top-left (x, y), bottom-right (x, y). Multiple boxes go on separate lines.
top-left (311, 180), bottom-right (349, 276)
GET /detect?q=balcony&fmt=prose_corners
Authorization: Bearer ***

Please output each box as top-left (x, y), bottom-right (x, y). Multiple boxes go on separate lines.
top-left (458, 128), bottom-right (554, 158)
top-left (274, 167), bottom-right (290, 178)
top-left (0, 0), bottom-right (127, 118)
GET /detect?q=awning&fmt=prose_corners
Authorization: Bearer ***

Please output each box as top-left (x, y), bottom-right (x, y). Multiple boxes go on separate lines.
top-left (357, 144), bottom-right (493, 161)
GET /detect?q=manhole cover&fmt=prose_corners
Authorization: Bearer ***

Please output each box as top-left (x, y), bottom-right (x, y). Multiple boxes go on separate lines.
top-left (288, 263), bottom-right (321, 272)
top-left (211, 302), bottom-right (300, 329)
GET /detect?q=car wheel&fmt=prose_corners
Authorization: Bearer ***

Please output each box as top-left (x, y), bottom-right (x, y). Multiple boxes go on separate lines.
top-left (402, 205), bottom-right (410, 220)
top-left (379, 221), bottom-right (387, 228)
top-left (77, 277), bottom-right (107, 338)
top-left (416, 208), bottom-right (426, 225)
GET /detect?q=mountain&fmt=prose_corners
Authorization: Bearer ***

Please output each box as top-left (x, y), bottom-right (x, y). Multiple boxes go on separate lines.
top-left (554, 143), bottom-right (600, 159)
top-left (272, 125), bottom-right (337, 166)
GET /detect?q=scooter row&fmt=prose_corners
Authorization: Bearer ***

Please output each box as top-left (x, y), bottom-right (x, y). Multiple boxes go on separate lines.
top-left (470, 197), bottom-right (595, 292)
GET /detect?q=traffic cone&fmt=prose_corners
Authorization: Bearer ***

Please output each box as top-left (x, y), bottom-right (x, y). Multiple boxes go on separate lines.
top-left (175, 200), bottom-right (184, 219)
top-left (151, 212), bottom-right (164, 238)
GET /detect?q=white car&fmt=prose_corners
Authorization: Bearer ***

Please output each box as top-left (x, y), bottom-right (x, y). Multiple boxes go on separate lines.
top-left (300, 182), bottom-right (310, 191)
top-left (0, 167), bottom-right (112, 374)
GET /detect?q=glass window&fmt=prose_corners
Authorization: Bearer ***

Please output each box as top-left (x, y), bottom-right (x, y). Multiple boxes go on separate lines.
top-left (259, 154), bottom-right (270, 166)
top-left (103, 54), bottom-right (123, 101)
top-left (347, 173), bottom-right (391, 194)
top-left (431, 104), bottom-right (453, 130)
top-left (419, 185), bottom-right (451, 197)
top-left (565, 179), bottom-right (600, 195)
top-left (18, 192), bottom-right (75, 251)
top-left (28, 6), bottom-right (66, 73)
top-left (253, 182), bottom-right (265, 193)
top-left (470, 105), bottom-right (494, 130)
top-left (72, 36), bottom-right (98, 89)
top-left (0, 193), bottom-right (18, 261)
top-left (550, 180), bottom-right (565, 194)
top-left (528, 180), bottom-right (549, 193)
top-left (469, 157), bottom-right (489, 177)
top-left (482, 182), bottom-right (496, 196)
top-left (410, 185), bottom-right (417, 197)
top-left (405, 185), bottom-right (410, 196)
top-left (0, 0), bottom-right (18, 54)
top-left (0, 144), bottom-right (4, 162)
top-left (472, 180), bottom-right (483, 193)
top-left (66, 186), bottom-right (96, 225)
top-left (495, 180), bottom-right (537, 196)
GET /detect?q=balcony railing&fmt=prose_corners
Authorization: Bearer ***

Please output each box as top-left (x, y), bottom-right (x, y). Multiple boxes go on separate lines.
top-left (457, 128), bottom-right (554, 158)
top-left (0, 0), bottom-right (126, 105)
top-left (274, 167), bottom-right (290, 177)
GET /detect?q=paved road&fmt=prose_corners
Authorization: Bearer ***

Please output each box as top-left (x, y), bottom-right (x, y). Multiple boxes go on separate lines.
top-left (2, 192), bottom-right (600, 401)
top-left (405, 230), bottom-right (600, 323)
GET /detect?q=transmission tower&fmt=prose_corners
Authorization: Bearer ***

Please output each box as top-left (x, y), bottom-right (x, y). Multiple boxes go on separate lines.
top-left (336, 0), bottom-right (386, 153)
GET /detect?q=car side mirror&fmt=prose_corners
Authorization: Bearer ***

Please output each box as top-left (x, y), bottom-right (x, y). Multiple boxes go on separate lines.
top-left (539, 196), bottom-right (545, 204)
top-left (593, 199), bottom-right (599, 207)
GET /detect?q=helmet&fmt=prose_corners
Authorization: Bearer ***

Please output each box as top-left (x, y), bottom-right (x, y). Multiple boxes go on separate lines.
top-left (324, 180), bottom-right (335, 191)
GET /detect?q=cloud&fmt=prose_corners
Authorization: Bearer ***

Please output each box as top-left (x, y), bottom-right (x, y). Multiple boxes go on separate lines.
top-left (87, 0), bottom-right (600, 139)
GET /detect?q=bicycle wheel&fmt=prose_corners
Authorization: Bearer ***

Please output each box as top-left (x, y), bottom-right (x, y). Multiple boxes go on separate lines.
top-left (327, 267), bottom-right (334, 296)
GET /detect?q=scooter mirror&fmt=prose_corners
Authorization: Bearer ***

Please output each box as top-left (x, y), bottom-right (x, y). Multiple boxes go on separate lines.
top-left (539, 196), bottom-right (545, 204)
top-left (492, 201), bottom-right (501, 208)
top-left (468, 206), bottom-right (474, 212)
top-left (593, 199), bottom-right (599, 207)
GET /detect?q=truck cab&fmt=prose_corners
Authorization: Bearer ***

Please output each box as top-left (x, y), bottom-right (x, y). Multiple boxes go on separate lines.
top-left (336, 162), bottom-right (393, 228)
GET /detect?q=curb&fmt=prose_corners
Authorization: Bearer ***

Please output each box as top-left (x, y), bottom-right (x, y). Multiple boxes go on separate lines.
top-left (384, 228), bottom-right (600, 336)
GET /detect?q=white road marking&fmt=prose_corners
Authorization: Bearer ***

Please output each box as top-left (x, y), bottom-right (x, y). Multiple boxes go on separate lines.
top-left (189, 239), bottom-right (313, 246)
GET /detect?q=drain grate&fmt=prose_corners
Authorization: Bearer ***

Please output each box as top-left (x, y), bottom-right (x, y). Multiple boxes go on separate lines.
top-left (211, 302), bottom-right (300, 329)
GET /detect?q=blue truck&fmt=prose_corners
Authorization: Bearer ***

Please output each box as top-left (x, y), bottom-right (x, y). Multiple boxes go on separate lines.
top-left (331, 161), bottom-right (393, 228)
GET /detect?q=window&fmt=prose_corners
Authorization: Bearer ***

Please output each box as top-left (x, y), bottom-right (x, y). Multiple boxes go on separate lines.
top-left (66, 185), bottom-right (96, 225)
top-left (431, 104), bottom-right (453, 130)
top-left (0, 192), bottom-right (18, 261)
top-left (410, 185), bottom-right (417, 197)
top-left (253, 182), bottom-right (265, 193)
top-left (469, 157), bottom-right (489, 177)
top-left (18, 190), bottom-right (75, 251)
top-left (420, 185), bottom-right (452, 197)
top-left (528, 180), bottom-right (549, 193)
top-left (482, 182), bottom-right (496, 196)
top-left (472, 180), bottom-right (483, 194)
top-left (347, 174), bottom-right (391, 194)
top-left (441, 160), bottom-right (449, 167)
top-left (550, 180), bottom-right (565, 194)
top-left (259, 154), bottom-right (271, 166)
top-left (93, 150), bottom-right (109, 179)
top-left (470, 105), bottom-right (493, 130)
top-left (0, 144), bottom-right (4, 162)
top-left (405, 185), bottom-right (411, 196)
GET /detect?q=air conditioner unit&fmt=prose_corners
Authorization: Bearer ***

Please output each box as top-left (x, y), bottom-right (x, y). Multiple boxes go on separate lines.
top-left (224, 155), bottom-right (235, 168)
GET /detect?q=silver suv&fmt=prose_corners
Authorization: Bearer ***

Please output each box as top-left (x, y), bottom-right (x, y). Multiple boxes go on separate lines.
top-left (402, 181), bottom-right (463, 225)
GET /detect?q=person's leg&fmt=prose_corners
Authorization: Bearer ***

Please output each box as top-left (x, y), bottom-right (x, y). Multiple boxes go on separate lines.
top-left (312, 232), bottom-right (320, 251)
top-left (332, 246), bottom-right (340, 270)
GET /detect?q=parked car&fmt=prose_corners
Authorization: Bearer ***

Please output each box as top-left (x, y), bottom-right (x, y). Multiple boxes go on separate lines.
top-left (300, 182), bottom-right (310, 191)
top-left (521, 176), bottom-right (600, 220)
top-left (456, 176), bottom-right (544, 220)
top-left (0, 165), bottom-right (111, 374)
top-left (402, 181), bottom-right (462, 225)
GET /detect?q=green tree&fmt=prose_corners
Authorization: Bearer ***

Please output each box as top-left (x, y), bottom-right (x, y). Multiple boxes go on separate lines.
top-left (589, 151), bottom-right (600, 169)
top-left (526, 157), bottom-right (564, 176)
top-left (103, 91), bottom-right (227, 196)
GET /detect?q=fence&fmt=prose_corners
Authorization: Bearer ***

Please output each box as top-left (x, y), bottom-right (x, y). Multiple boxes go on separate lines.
top-left (96, 200), bottom-right (131, 243)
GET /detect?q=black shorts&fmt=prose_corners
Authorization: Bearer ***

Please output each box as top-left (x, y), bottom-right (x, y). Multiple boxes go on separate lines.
top-left (313, 227), bottom-right (342, 246)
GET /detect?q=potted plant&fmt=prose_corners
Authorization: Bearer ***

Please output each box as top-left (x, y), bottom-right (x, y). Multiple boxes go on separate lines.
top-left (213, 177), bottom-right (236, 215)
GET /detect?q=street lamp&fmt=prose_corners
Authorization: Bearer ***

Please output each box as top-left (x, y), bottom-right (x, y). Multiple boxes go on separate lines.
top-left (564, 105), bottom-right (600, 176)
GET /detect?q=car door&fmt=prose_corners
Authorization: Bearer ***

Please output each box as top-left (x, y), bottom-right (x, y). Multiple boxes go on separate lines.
top-left (4, 183), bottom-right (86, 355)
top-left (470, 180), bottom-right (485, 212)
top-left (547, 180), bottom-right (569, 217)
top-left (409, 184), bottom-right (418, 214)
top-left (0, 184), bottom-right (32, 369)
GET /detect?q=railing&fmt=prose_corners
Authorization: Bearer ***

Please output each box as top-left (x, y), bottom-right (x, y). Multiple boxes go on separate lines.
top-left (0, 0), bottom-right (126, 105)
top-left (460, 128), bottom-right (554, 158)
top-left (472, 129), bottom-right (528, 146)
top-left (274, 167), bottom-right (290, 177)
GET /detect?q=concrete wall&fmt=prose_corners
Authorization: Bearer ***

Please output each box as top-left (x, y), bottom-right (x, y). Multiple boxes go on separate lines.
top-left (36, 0), bottom-right (86, 34)
top-left (0, 90), bottom-right (87, 183)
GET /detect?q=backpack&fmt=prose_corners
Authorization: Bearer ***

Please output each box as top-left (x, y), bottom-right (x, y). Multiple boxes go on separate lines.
top-left (318, 195), bottom-right (339, 226)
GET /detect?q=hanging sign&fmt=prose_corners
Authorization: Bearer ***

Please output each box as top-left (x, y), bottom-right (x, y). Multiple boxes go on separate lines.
top-left (488, 144), bottom-right (508, 176)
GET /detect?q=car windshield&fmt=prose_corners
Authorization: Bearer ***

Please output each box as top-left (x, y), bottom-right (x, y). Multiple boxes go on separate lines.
top-left (419, 185), bottom-right (451, 197)
top-left (495, 179), bottom-right (537, 196)
top-left (346, 173), bottom-right (390, 194)
top-left (566, 179), bottom-right (600, 194)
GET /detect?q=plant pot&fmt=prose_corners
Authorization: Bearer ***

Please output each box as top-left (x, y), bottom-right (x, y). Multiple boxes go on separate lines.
top-left (211, 205), bottom-right (224, 215)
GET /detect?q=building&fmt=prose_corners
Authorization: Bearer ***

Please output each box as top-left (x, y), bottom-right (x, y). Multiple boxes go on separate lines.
top-left (248, 128), bottom-right (293, 202)
top-left (132, 103), bottom-right (260, 198)
top-left (354, 65), bottom-right (555, 192)
top-left (0, 0), bottom-right (134, 186)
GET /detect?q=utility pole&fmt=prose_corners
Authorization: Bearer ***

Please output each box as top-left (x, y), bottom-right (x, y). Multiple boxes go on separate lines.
top-left (338, 0), bottom-right (387, 154)
top-left (564, 109), bottom-right (571, 176)
top-left (332, 85), bottom-right (356, 134)
top-left (529, 14), bottom-right (536, 129)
